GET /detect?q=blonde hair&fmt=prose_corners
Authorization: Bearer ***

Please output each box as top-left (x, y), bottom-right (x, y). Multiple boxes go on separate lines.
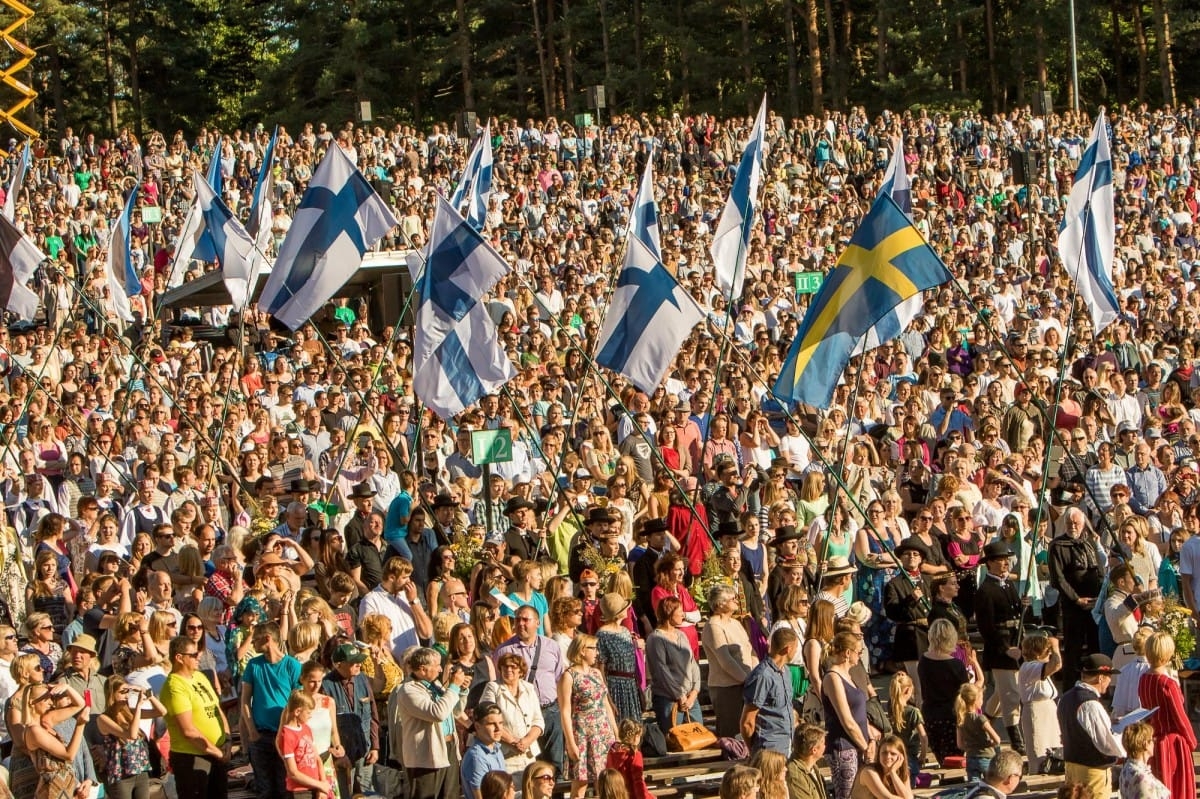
top-left (1122, 721), bottom-right (1154, 759)
top-left (595, 769), bottom-right (630, 799)
top-left (719, 765), bottom-right (761, 799)
top-left (748, 751), bottom-right (786, 799)
top-left (567, 633), bottom-right (597, 667)
top-left (607, 570), bottom-right (634, 600)
top-left (359, 614), bottom-right (393, 646)
top-left (889, 672), bottom-right (914, 733)
top-left (282, 689), bottom-right (316, 725)
top-left (1131, 625), bottom-right (1155, 656)
top-left (954, 683), bottom-right (983, 725)
top-left (927, 619), bottom-right (958, 655)
top-left (1145, 631), bottom-right (1176, 668)
top-left (288, 621), bottom-right (322, 655)
top-left (433, 612), bottom-right (459, 644)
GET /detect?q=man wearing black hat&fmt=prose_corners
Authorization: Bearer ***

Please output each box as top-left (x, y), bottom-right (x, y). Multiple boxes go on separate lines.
top-left (883, 540), bottom-right (931, 699)
top-left (344, 482), bottom-right (377, 549)
top-left (569, 506), bottom-right (626, 582)
top-left (973, 541), bottom-right (1026, 753)
top-left (1057, 654), bottom-right (1125, 799)
top-left (430, 493), bottom-right (460, 546)
top-left (503, 497), bottom-right (546, 564)
top-left (766, 525), bottom-right (804, 618)
top-left (632, 518), bottom-right (673, 630)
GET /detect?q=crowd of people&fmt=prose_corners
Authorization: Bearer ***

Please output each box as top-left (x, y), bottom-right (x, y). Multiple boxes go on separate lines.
top-left (0, 99), bottom-right (1197, 799)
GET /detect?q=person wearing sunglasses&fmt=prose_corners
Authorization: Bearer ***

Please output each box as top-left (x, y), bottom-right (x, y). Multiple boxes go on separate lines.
top-left (161, 635), bottom-right (230, 799)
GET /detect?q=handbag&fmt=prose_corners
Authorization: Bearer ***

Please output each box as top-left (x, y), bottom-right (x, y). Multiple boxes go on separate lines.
top-left (865, 695), bottom-right (892, 735)
top-left (667, 709), bottom-right (717, 752)
top-left (799, 688), bottom-right (823, 726)
top-left (641, 720), bottom-right (668, 757)
top-left (336, 712), bottom-right (370, 763)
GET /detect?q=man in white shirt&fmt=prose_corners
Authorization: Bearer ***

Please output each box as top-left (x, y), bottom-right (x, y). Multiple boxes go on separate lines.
top-left (358, 557), bottom-right (433, 660)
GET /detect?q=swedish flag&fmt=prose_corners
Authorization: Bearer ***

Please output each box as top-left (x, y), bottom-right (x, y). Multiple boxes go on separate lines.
top-left (774, 192), bottom-right (951, 408)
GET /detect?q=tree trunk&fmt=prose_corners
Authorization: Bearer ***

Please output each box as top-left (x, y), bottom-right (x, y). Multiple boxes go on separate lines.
top-left (598, 0), bottom-right (612, 88)
top-left (740, 0), bottom-right (752, 96)
top-left (562, 0), bottom-right (575, 109)
top-left (531, 0), bottom-right (551, 114)
top-left (840, 0), bottom-right (852, 106)
top-left (823, 0), bottom-right (837, 107)
top-left (805, 0), bottom-right (824, 112)
top-left (984, 0), bottom-right (999, 113)
top-left (782, 0), bottom-right (800, 117)
top-left (1152, 0), bottom-right (1176, 105)
top-left (545, 0), bottom-right (561, 111)
top-left (103, 0), bottom-right (118, 135)
top-left (957, 18), bottom-right (968, 93)
top-left (129, 29), bottom-right (141, 138)
top-left (1035, 6), bottom-right (1047, 89)
top-left (1110, 0), bottom-right (1124, 103)
top-left (456, 0), bottom-right (474, 110)
top-left (1134, 1), bottom-right (1148, 100)
top-left (676, 0), bottom-right (690, 108)
top-left (876, 0), bottom-right (886, 81)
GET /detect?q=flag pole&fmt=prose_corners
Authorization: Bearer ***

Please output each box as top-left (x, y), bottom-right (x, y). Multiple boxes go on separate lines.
top-left (0, 301), bottom-right (72, 476)
top-left (698, 309), bottom-right (931, 610)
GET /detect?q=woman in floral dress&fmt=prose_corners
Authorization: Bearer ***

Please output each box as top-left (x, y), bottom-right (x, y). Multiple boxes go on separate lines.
top-left (595, 594), bottom-right (641, 721)
top-left (559, 633), bottom-right (617, 799)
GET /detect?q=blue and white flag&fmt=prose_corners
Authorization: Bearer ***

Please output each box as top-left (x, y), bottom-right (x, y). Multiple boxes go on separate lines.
top-left (1058, 111), bottom-right (1120, 334)
top-left (191, 171), bottom-right (257, 311)
top-left (630, 148), bottom-right (661, 258)
top-left (449, 124), bottom-right (493, 231)
top-left (858, 135), bottom-right (922, 352)
top-left (106, 187), bottom-right (139, 321)
top-left (412, 194), bottom-right (516, 419)
top-left (595, 160), bottom-right (705, 393)
top-left (190, 136), bottom-right (226, 264)
top-left (710, 97), bottom-right (766, 300)
top-left (245, 126), bottom-right (277, 278)
top-left (207, 136), bottom-right (224, 197)
top-left (2, 141), bottom-right (30, 222)
top-left (258, 144), bottom-right (398, 330)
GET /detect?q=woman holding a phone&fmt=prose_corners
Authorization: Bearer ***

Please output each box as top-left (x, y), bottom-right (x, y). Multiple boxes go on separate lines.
top-left (96, 676), bottom-right (166, 799)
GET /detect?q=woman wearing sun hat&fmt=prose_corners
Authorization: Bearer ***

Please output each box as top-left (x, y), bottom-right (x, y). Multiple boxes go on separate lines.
top-left (595, 593), bottom-right (642, 722)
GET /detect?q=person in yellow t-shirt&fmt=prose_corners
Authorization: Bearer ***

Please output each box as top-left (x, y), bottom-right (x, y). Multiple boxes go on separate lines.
top-left (160, 636), bottom-right (230, 799)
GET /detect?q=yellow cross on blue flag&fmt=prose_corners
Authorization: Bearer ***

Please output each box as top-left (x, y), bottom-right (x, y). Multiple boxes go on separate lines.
top-left (774, 192), bottom-right (951, 408)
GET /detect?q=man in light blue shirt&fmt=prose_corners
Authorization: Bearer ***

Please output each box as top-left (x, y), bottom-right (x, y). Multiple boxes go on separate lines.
top-left (461, 703), bottom-right (509, 799)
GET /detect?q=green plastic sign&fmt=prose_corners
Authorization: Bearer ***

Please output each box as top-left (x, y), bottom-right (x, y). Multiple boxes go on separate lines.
top-left (471, 428), bottom-right (513, 465)
top-left (140, 206), bottom-right (163, 224)
top-left (794, 271), bottom-right (824, 294)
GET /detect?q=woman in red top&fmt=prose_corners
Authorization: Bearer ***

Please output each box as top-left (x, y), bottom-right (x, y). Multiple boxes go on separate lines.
top-left (1137, 632), bottom-right (1197, 799)
top-left (649, 554), bottom-right (700, 658)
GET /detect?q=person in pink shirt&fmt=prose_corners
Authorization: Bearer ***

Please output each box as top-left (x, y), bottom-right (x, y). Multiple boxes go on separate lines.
top-left (276, 691), bottom-right (333, 799)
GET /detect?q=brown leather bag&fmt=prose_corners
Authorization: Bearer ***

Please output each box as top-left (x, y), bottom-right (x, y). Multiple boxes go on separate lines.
top-left (667, 710), bottom-right (717, 752)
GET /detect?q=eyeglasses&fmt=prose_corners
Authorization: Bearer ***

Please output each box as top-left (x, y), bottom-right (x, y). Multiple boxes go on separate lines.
top-left (32, 664), bottom-right (43, 670)
top-left (179, 651), bottom-right (200, 659)
top-left (534, 775), bottom-right (556, 783)
top-left (918, 515), bottom-right (933, 521)
top-left (185, 624), bottom-right (204, 631)
top-left (2, 634), bottom-right (14, 640)
top-left (580, 582), bottom-right (598, 588)
top-left (37, 625), bottom-right (52, 631)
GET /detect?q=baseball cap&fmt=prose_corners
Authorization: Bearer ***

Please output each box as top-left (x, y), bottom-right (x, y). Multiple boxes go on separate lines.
top-left (332, 643), bottom-right (367, 665)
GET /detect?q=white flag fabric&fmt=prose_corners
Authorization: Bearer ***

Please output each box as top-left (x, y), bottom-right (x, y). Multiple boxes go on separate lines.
top-left (191, 171), bottom-right (257, 311)
top-left (448, 124), bottom-right (493, 231)
top-left (167, 199), bottom-right (204, 289)
top-left (258, 144), bottom-right (398, 330)
top-left (595, 235), bottom-right (706, 393)
top-left (2, 142), bottom-right (30, 222)
top-left (1058, 112), bottom-right (1120, 334)
top-left (412, 194), bottom-right (516, 419)
top-left (0, 213), bottom-right (42, 320)
top-left (246, 127), bottom-right (277, 278)
top-left (710, 97), bottom-right (766, 300)
top-left (105, 189), bottom-right (139, 322)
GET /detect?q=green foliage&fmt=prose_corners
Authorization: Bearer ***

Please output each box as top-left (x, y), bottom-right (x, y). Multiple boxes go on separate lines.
top-left (19, 0), bottom-right (1200, 137)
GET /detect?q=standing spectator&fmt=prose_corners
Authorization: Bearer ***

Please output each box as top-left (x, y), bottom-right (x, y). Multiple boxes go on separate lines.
top-left (702, 583), bottom-right (758, 738)
top-left (1119, 722), bottom-right (1171, 799)
top-left (394, 646), bottom-right (472, 799)
top-left (324, 643), bottom-right (378, 799)
top-left (1049, 508), bottom-right (1105, 687)
top-left (741, 627), bottom-right (799, 757)
top-left (972, 542), bottom-right (1024, 753)
top-left (821, 631), bottom-right (871, 799)
top-left (1136, 633), bottom-right (1197, 799)
top-left (645, 596), bottom-right (701, 735)
top-left (594, 593), bottom-right (641, 723)
top-left (240, 621), bottom-right (302, 799)
top-left (1016, 632), bottom-right (1062, 775)
top-left (161, 636), bottom-right (230, 799)
top-left (559, 634), bottom-right (617, 799)
top-left (493, 604), bottom-right (565, 775)
top-left (478, 652), bottom-right (545, 774)
top-left (461, 703), bottom-right (508, 799)
top-left (97, 676), bottom-right (163, 799)
top-left (358, 555), bottom-right (433, 660)
top-left (1057, 654), bottom-right (1125, 799)
top-left (919, 619), bottom-right (980, 765)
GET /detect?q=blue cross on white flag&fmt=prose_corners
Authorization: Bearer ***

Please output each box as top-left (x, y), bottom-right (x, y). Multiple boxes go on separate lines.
top-left (191, 171), bottom-right (257, 311)
top-left (710, 96), bottom-right (766, 300)
top-left (630, 149), bottom-right (661, 258)
top-left (595, 160), bottom-right (705, 393)
top-left (258, 144), bottom-right (398, 330)
top-left (1058, 110), bottom-right (1120, 334)
top-left (245, 126), bottom-right (278, 275)
top-left (448, 124), bottom-right (493, 231)
top-left (412, 194), bottom-right (516, 419)
top-left (857, 134), bottom-right (922, 352)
